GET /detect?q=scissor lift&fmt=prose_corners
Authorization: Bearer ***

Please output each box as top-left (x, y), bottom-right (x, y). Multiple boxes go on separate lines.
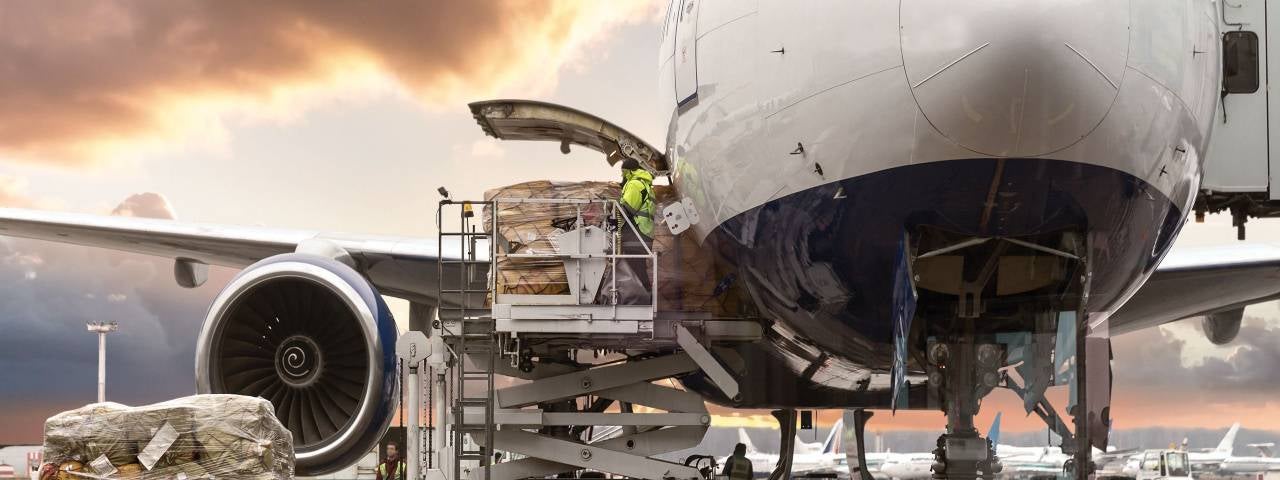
top-left (417, 197), bottom-right (758, 480)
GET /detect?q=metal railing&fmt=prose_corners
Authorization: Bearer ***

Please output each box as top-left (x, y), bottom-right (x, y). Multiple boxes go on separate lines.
top-left (488, 196), bottom-right (658, 314)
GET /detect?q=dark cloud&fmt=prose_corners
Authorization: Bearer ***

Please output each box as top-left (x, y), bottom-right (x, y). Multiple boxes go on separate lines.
top-left (0, 193), bottom-right (231, 444)
top-left (0, 0), bottom-right (652, 163)
top-left (1186, 318), bottom-right (1280, 391)
top-left (1113, 315), bottom-right (1280, 397)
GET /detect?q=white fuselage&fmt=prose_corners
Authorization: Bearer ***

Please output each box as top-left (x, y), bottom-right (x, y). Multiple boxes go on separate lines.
top-left (1221, 456), bottom-right (1280, 474)
top-left (660, 1), bottom-right (1215, 242)
top-left (653, 0), bottom-right (1221, 409)
top-left (878, 452), bottom-right (938, 480)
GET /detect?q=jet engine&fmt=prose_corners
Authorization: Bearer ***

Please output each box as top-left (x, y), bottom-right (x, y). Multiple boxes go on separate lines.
top-left (195, 253), bottom-right (398, 475)
top-left (1202, 308), bottom-right (1244, 345)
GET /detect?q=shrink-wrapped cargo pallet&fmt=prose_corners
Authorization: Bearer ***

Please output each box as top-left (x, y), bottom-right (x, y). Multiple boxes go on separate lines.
top-left (484, 180), bottom-right (617, 297)
top-left (42, 394), bottom-right (293, 479)
top-left (483, 180), bottom-right (727, 312)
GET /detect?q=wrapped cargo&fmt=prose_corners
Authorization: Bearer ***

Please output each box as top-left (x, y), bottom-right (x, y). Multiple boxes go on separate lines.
top-left (42, 394), bottom-right (293, 479)
top-left (483, 180), bottom-right (728, 313)
top-left (484, 180), bottom-right (617, 297)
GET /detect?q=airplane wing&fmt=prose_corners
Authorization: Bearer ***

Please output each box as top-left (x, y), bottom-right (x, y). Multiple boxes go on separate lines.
top-left (0, 207), bottom-right (469, 305)
top-left (0, 100), bottom-right (660, 308)
top-left (1109, 243), bottom-right (1280, 335)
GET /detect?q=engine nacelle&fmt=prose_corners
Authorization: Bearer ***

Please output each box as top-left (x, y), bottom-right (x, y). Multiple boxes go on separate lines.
top-left (195, 253), bottom-right (398, 475)
top-left (1202, 308), bottom-right (1244, 345)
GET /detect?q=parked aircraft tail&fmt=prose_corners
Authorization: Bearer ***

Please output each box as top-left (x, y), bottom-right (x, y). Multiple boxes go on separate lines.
top-left (822, 418), bottom-right (845, 455)
top-left (987, 412), bottom-right (1002, 448)
top-left (1215, 422), bottom-right (1242, 455)
top-left (738, 428), bottom-right (759, 454)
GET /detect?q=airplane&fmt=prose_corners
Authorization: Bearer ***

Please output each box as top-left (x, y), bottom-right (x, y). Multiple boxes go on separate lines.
top-left (1108, 423), bottom-right (1241, 478)
top-left (878, 413), bottom-right (1140, 480)
top-left (1220, 443), bottom-right (1280, 475)
top-left (3, 0), bottom-right (1275, 478)
top-left (1114, 422), bottom-right (1242, 476)
top-left (732, 419), bottom-right (848, 478)
top-left (1185, 422), bottom-right (1240, 473)
top-left (877, 452), bottom-right (938, 480)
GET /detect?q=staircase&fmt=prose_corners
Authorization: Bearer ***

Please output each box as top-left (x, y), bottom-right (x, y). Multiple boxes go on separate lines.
top-left (436, 200), bottom-right (497, 480)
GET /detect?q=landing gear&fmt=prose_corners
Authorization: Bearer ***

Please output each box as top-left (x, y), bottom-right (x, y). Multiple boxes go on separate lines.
top-left (929, 342), bottom-right (1001, 480)
top-left (767, 409), bottom-right (797, 480)
top-left (906, 229), bottom-right (1103, 480)
top-left (848, 409), bottom-right (876, 480)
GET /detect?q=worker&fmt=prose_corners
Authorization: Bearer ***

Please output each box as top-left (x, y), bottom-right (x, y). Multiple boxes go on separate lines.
top-left (376, 441), bottom-right (406, 480)
top-left (722, 443), bottom-right (754, 480)
top-left (618, 158), bottom-right (655, 293)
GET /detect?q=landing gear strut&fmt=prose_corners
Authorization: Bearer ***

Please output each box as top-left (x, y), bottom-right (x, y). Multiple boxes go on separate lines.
top-left (849, 409), bottom-right (876, 480)
top-left (930, 341), bottom-right (1000, 480)
top-left (767, 410), bottom-right (797, 480)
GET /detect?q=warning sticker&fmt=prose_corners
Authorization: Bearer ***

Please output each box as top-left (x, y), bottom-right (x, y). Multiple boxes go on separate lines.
top-left (90, 454), bottom-right (117, 476)
top-left (137, 421), bottom-right (179, 470)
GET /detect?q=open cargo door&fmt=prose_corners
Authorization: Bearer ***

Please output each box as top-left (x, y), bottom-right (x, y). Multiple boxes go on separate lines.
top-left (468, 99), bottom-right (668, 173)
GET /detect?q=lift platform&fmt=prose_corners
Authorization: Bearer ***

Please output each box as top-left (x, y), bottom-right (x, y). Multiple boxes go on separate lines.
top-left (399, 197), bottom-right (760, 480)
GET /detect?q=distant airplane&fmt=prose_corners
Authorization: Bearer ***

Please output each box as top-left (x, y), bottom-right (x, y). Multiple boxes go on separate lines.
top-left (1220, 442), bottom-right (1280, 475)
top-left (733, 419), bottom-right (849, 477)
top-left (879, 413), bottom-right (1145, 479)
top-left (1180, 424), bottom-right (1280, 476)
top-left (1114, 422), bottom-right (1241, 477)
top-left (1186, 422), bottom-right (1241, 473)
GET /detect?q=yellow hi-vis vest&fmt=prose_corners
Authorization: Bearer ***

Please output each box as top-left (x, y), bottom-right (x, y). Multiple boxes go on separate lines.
top-left (620, 168), bottom-right (656, 238)
top-left (378, 460), bottom-right (405, 480)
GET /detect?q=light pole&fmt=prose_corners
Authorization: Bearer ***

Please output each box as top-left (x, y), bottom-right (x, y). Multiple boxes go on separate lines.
top-left (86, 322), bottom-right (118, 403)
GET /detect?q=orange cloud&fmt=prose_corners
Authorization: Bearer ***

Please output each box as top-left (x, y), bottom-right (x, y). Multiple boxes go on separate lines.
top-left (0, 174), bottom-right (33, 208)
top-left (0, 0), bottom-right (659, 165)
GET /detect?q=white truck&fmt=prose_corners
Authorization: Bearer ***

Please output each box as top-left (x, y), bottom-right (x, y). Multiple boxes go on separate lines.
top-left (1133, 450), bottom-right (1193, 480)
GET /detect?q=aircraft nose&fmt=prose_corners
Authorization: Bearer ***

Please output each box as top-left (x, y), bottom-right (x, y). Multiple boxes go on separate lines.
top-left (901, 0), bottom-right (1129, 157)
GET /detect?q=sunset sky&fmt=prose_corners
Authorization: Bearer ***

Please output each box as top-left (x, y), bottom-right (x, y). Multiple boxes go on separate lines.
top-left (1, 1), bottom-right (1278, 444)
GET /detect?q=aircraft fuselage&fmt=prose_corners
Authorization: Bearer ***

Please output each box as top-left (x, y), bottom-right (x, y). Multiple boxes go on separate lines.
top-left (657, 0), bottom-right (1220, 407)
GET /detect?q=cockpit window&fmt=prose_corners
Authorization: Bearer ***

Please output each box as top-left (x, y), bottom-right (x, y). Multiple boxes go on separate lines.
top-left (1223, 31), bottom-right (1260, 94)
